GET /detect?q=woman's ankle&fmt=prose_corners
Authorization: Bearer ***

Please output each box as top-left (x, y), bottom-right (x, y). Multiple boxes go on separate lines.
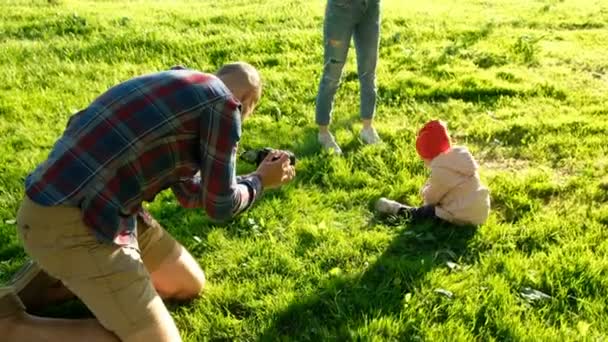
top-left (361, 119), bottom-right (373, 129)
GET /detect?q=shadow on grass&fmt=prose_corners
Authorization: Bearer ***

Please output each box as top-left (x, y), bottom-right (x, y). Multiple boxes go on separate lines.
top-left (260, 218), bottom-right (477, 341)
top-left (16, 108), bottom-right (441, 324)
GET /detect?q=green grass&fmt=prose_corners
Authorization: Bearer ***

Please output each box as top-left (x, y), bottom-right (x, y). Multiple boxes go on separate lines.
top-left (1, 0), bottom-right (608, 340)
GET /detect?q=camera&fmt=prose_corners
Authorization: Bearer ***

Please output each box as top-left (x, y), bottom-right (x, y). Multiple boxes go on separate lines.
top-left (240, 147), bottom-right (297, 167)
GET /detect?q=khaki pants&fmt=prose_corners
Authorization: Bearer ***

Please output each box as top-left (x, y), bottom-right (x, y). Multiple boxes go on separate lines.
top-left (16, 196), bottom-right (181, 338)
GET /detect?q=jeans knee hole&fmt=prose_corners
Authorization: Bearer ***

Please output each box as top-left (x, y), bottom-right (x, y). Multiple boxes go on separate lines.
top-left (328, 39), bottom-right (344, 48)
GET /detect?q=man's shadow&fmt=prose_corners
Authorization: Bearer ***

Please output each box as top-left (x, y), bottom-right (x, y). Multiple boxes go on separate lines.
top-left (260, 217), bottom-right (477, 341)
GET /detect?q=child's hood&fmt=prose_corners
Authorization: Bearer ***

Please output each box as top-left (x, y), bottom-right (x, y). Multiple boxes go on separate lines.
top-left (430, 146), bottom-right (478, 176)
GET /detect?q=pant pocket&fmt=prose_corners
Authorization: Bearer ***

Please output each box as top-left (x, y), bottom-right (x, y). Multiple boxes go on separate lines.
top-left (328, 0), bottom-right (352, 10)
top-left (16, 198), bottom-right (54, 254)
top-left (15, 197), bottom-right (101, 282)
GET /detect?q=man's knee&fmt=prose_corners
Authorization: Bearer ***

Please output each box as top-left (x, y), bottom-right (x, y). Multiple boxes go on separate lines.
top-left (178, 268), bottom-right (205, 300)
top-left (154, 265), bottom-right (205, 301)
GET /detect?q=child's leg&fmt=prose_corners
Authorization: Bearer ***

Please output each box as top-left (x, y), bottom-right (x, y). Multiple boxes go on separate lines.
top-left (397, 204), bottom-right (437, 221)
top-left (376, 198), bottom-right (438, 221)
top-left (375, 197), bottom-right (406, 215)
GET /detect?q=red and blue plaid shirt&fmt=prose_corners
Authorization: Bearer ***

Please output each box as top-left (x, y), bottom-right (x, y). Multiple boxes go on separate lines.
top-left (25, 67), bottom-right (262, 244)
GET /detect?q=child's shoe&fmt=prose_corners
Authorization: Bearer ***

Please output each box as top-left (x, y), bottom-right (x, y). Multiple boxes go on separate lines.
top-left (375, 197), bottom-right (408, 215)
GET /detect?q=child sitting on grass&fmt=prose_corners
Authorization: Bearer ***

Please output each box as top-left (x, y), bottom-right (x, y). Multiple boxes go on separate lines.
top-left (375, 120), bottom-right (490, 225)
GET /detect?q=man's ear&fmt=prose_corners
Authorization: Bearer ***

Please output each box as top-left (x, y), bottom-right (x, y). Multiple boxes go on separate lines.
top-left (241, 92), bottom-right (257, 120)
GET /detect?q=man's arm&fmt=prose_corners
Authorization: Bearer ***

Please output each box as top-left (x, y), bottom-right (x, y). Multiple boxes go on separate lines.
top-left (171, 97), bottom-right (262, 221)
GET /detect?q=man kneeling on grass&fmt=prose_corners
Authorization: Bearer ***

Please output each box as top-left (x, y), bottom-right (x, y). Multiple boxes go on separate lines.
top-left (0, 62), bottom-right (295, 342)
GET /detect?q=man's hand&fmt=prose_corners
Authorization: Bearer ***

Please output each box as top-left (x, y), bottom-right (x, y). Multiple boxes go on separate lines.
top-left (254, 150), bottom-right (296, 189)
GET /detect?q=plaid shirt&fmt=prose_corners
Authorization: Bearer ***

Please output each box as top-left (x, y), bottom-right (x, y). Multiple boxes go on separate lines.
top-left (25, 67), bottom-right (262, 244)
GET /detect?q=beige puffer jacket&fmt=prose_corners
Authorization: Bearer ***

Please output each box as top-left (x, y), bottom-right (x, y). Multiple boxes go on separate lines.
top-left (421, 146), bottom-right (490, 225)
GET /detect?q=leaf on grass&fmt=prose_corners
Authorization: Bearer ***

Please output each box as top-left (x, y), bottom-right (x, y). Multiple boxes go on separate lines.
top-left (577, 321), bottom-right (590, 336)
top-left (404, 293), bottom-right (412, 303)
top-left (434, 288), bottom-right (453, 299)
top-left (329, 267), bottom-right (342, 277)
top-left (193, 236), bottom-right (202, 243)
top-left (446, 261), bottom-right (460, 271)
top-left (520, 287), bottom-right (552, 303)
top-left (5, 219), bottom-right (16, 225)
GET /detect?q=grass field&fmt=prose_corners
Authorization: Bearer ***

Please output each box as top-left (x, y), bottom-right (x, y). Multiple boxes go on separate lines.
top-left (1, 0), bottom-right (608, 340)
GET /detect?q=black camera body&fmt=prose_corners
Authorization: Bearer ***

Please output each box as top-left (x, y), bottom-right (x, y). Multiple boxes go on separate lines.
top-left (241, 147), bottom-right (297, 167)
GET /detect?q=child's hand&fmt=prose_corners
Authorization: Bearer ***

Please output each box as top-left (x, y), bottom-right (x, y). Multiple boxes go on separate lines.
top-left (420, 182), bottom-right (430, 197)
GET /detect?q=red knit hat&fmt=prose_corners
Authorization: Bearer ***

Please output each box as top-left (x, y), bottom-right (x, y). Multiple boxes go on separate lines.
top-left (416, 120), bottom-right (451, 160)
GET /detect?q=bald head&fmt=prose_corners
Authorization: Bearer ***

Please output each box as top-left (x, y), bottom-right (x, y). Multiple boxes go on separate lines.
top-left (216, 62), bottom-right (262, 119)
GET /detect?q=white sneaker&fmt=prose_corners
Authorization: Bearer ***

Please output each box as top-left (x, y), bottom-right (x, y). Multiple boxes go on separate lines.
top-left (360, 126), bottom-right (381, 145)
top-left (375, 197), bottom-right (406, 215)
top-left (318, 132), bottom-right (342, 155)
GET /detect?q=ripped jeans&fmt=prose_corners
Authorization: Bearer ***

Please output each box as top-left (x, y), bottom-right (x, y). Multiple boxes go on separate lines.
top-left (315, 0), bottom-right (381, 126)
